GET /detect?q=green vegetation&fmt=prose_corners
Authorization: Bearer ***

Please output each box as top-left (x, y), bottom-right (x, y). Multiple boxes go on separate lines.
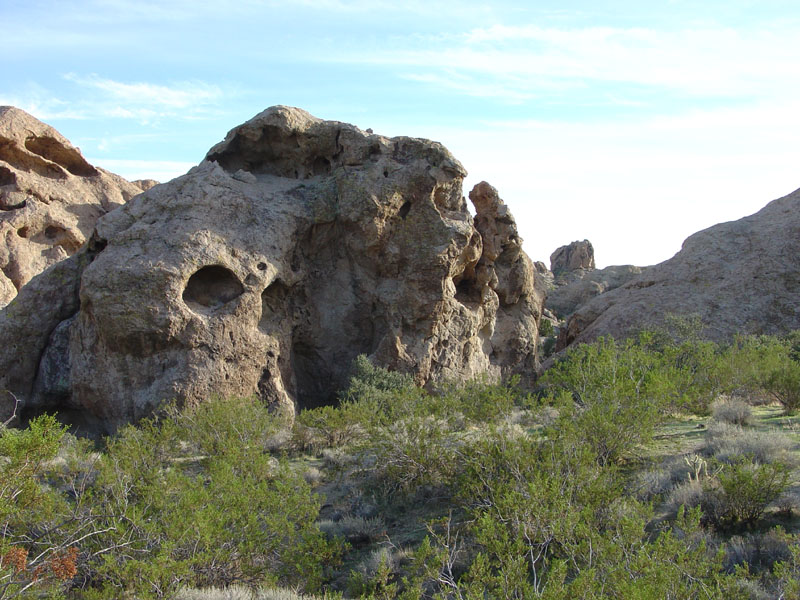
top-left (2, 327), bottom-right (800, 598)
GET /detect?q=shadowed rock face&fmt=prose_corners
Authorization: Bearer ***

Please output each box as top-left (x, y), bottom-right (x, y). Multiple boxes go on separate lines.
top-left (0, 106), bottom-right (544, 430)
top-left (557, 187), bottom-right (800, 350)
top-left (0, 106), bottom-right (144, 309)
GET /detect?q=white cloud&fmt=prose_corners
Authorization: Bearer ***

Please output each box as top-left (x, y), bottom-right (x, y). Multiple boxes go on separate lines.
top-left (62, 74), bottom-right (224, 121)
top-left (340, 22), bottom-right (800, 102)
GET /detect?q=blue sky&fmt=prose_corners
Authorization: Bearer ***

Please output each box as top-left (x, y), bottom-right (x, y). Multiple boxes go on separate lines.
top-left (2, 0), bottom-right (799, 267)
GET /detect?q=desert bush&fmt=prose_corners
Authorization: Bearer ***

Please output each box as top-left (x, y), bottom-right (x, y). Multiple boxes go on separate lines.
top-left (540, 338), bottom-right (670, 464)
top-left (764, 362), bottom-right (800, 414)
top-left (703, 458), bottom-right (790, 527)
top-left (711, 396), bottom-right (753, 426)
top-left (318, 516), bottom-right (386, 545)
top-left (175, 586), bottom-right (334, 600)
top-left (703, 421), bottom-right (795, 465)
top-left (634, 455), bottom-right (695, 501)
top-left (0, 415), bottom-right (88, 599)
top-left (175, 585), bottom-right (258, 600)
top-left (666, 478), bottom-right (707, 515)
top-left (724, 530), bottom-right (792, 573)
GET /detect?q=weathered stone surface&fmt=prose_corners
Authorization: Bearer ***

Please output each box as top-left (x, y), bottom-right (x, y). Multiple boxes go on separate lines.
top-left (0, 106), bottom-right (142, 309)
top-left (549, 239), bottom-right (595, 273)
top-left (132, 179), bottom-right (159, 191)
top-left (545, 264), bottom-right (642, 318)
top-left (558, 188), bottom-right (800, 349)
top-left (0, 106), bottom-right (543, 430)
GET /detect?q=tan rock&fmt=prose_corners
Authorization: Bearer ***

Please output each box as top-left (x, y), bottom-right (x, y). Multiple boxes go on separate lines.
top-left (131, 179), bottom-right (160, 191)
top-left (545, 264), bottom-right (642, 318)
top-left (550, 239), bottom-right (595, 273)
top-left (0, 106), bottom-right (142, 309)
top-left (558, 188), bottom-right (800, 349)
top-left (0, 106), bottom-right (544, 430)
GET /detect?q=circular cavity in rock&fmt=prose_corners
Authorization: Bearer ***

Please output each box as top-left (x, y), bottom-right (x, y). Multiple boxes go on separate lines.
top-left (182, 265), bottom-right (244, 311)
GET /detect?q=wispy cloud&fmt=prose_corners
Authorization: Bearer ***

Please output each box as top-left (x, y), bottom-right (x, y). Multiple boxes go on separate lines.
top-left (63, 74), bottom-right (224, 121)
top-left (3, 75), bottom-right (227, 124)
top-left (338, 22), bottom-right (800, 104)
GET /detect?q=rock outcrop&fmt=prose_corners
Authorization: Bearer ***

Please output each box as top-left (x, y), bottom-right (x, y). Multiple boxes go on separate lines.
top-left (558, 188), bottom-right (800, 349)
top-left (0, 106), bottom-right (143, 309)
top-left (545, 264), bottom-right (642, 319)
top-left (0, 106), bottom-right (544, 430)
top-left (550, 239), bottom-right (595, 274)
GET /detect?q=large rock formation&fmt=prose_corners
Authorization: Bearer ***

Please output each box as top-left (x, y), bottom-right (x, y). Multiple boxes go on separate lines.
top-left (0, 106), bottom-right (543, 430)
top-left (558, 188), bottom-right (800, 349)
top-left (0, 106), bottom-right (143, 308)
top-left (549, 239), bottom-right (595, 274)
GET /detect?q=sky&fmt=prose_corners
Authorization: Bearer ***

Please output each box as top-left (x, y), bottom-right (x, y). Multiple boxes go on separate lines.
top-left (2, 0), bottom-right (799, 268)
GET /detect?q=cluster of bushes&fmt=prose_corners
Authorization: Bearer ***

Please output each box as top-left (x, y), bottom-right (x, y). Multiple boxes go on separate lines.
top-left (2, 325), bottom-right (800, 598)
top-left (0, 399), bottom-right (340, 599)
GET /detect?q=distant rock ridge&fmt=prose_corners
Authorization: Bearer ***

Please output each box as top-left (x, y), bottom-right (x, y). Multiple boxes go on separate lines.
top-left (557, 187), bottom-right (800, 350)
top-left (545, 263), bottom-right (643, 319)
top-left (0, 106), bottom-right (144, 309)
top-left (0, 106), bottom-right (544, 430)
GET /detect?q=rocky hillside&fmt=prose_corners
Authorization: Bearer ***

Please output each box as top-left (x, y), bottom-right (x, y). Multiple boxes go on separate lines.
top-left (0, 107), bottom-right (144, 308)
top-left (542, 239), bottom-right (643, 319)
top-left (0, 106), bottom-right (544, 430)
top-left (558, 187), bottom-right (800, 349)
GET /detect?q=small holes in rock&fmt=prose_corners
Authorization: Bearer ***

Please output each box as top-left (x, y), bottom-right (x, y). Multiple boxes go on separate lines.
top-left (17, 226), bottom-right (28, 238)
top-left (398, 201), bottom-right (411, 220)
top-left (383, 169), bottom-right (389, 178)
top-left (257, 262), bottom-right (267, 271)
top-left (245, 273), bottom-right (258, 286)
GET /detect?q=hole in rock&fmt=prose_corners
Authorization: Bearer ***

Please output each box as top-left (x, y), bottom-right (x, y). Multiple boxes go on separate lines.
top-left (24, 136), bottom-right (99, 177)
top-left (312, 156), bottom-right (331, 176)
top-left (45, 225), bottom-right (64, 239)
top-left (259, 279), bottom-right (289, 332)
top-left (454, 277), bottom-right (480, 305)
top-left (0, 166), bottom-right (16, 186)
top-left (17, 226), bottom-right (29, 238)
top-left (398, 201), bottom-right (411, 220)
top-left (183, 265), bottom-right (244, 311)
top-left (291, 340), bottom-right (337, 410)
top-left (245, 273), bottom-right (258, 286)
top-left (257, 262), bottom-right (267, 271)
top-left (0, 137), bottom-right (66, 179)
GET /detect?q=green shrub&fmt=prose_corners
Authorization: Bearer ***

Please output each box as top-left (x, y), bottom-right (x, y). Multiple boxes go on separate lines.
top-left (703, 458), bottom-right (790, 527)
top-left (764, 362), bottom-right (800, 414)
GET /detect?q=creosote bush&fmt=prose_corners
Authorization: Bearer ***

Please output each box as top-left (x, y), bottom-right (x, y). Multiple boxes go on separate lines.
top-left (1, 398), bottom-right (341, 600)
top-left (5, 328), bottom-right (800, 599)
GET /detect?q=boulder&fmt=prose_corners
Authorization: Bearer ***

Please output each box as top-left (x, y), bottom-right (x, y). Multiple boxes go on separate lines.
top-left (549, 239), bottom-right (595, 274)
top-left (0, 106), bottom-right (143, 309)
top-left (0, 106), bottom-right (544, 430)
top-left (558, 187), bottom-right (800, 349)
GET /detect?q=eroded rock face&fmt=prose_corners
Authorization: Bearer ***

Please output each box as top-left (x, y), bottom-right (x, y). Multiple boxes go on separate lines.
top-left (0, 106), bottom-right (143, 309)
top-left (558, 188), bottom-right (800, 349)
top-left (0, 106), bottom-right (543, 430)
top-left (549, 239), bottom-right (595, 274)
top-left (545, 264), bottom-right (643, 319)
